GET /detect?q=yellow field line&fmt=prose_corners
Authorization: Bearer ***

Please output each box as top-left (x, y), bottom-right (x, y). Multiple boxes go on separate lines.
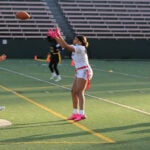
top-left (13, 86), bottom-right (58, 91)
top-left (0, 85), bottom-right (115, 144)
top-left (0, 139), bottom-right (107, 145)
top-left (13, 85), bottom-right (71, 91)
top-left (0, 141), bottom-right (106, 145)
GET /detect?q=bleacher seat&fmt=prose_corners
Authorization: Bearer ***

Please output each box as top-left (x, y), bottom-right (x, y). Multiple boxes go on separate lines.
top-left (58, 0), bottom-right (150, 39)
top-left (0, 0), bottom-right (58, 39)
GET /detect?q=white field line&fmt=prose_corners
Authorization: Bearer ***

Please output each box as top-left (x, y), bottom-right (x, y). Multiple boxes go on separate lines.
top-left (0, 67), bottom-right (150, 116)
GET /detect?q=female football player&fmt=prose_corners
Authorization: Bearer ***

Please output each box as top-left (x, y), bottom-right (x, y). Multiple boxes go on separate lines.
top-left (48, 29), bottom-right (93, 121)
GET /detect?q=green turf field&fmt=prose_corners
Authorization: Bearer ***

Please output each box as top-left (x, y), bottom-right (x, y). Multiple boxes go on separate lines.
top-left (0, 59), bottom-right (150, 150)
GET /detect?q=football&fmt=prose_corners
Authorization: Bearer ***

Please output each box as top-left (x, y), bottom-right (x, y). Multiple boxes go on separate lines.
top-left (16, 11), bottom-right (30, 20)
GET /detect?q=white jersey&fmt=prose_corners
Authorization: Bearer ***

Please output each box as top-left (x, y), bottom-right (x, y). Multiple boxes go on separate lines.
top-left (71, 44), bottom-right (89, 68)
top-left (71, 44), bottom-right (93, 80)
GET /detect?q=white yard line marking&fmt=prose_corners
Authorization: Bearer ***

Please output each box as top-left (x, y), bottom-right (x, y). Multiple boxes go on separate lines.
top-left (0, 67), bottom-right (150, 116)
top-left (86, 94), bottom-right (150, 116)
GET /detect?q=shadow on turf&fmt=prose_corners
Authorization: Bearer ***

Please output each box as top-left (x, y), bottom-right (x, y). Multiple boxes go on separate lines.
top-left (0, 119), bottom-right (70, 130)
top-left (1, 122), bottom-right (149, 145)
top-left (93, 122), bottom-right (150, 133)
top-left (0, 129), bottom-right (91, 143)
top-left (0, 119), bottom-right (98, 143)
top-left (93, 122), bottom-right (150, 144)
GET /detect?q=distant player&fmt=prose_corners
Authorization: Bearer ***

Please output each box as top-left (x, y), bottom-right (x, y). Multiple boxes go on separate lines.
top-left (47, 36), bottom-right (62, 82)
top-left (48, 28), bottom-right (93, 121)
top-left (0, 106), bottom-right (5, 111)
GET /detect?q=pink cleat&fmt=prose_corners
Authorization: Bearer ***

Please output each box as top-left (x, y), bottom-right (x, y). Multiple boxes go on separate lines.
top-left (67, 114), bottom-right (78, 120)
top-left (74, 114), bottom-right (87, 122)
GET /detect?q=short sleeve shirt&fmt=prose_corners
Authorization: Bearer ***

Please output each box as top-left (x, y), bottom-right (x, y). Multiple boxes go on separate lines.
top-left (71, 45), bottom-right (89, 68)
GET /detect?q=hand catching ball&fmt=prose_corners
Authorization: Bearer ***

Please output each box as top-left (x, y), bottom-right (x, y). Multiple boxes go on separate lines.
top-left (16, 11), bottom-right (30, 20)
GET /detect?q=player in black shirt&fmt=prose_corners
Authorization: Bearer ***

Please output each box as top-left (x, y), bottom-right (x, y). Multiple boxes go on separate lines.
top-left (47, 36), bottom-right (62, 82)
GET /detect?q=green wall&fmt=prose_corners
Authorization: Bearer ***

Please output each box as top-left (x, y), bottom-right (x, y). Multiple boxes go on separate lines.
top-left (1, 38), bottom-right (150, 59)
top-left (88, 39), bottom-right (150, 59)
top-left (0, 39), bottom-right (49, 59)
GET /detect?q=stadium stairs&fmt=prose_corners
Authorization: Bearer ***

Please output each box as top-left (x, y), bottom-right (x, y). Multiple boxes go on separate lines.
top-left (46, 0), bottom-right (75, 42)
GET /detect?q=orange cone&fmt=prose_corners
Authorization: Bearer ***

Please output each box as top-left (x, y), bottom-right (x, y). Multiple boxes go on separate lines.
top-left (70, 59), bottom-right (75, 66)
top-left (34, 55), bottom-right (38, 60)
top-left (0, 54), bottom-right (6, 61)
top-left (46, 54), bottom-right (51, 62)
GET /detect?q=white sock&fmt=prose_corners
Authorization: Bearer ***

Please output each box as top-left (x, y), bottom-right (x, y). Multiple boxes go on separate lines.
top-left (79, 110), bottom-right (85, 115)
top-left (57, 75), bottom-right (61, 78)
top-left (73, 109), bottom-right (78, 114)
top-left (51, 72), bottom-right (55, 76)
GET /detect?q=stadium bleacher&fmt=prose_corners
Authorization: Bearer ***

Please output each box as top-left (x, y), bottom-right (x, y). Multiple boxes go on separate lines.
top-left (0, 0), bottom-right (58, 39)
top-left (58, 0), bottom-right (150, 39)
top-left (1, 0), bottom-right (150, 40)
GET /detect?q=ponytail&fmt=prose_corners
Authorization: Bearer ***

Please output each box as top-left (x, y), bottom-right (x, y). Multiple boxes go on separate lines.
top-left (76, 35), bottom-right (89, 48)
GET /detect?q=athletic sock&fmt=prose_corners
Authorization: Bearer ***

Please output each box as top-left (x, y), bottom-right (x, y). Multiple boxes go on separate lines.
top-left (73, 109), bottom-right (78, 114)
top-left (79, 110), bottom-right (85, 115)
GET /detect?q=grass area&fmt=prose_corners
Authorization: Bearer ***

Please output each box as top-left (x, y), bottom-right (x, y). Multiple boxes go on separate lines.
top-left (0, 59), bottom-right (150, 150)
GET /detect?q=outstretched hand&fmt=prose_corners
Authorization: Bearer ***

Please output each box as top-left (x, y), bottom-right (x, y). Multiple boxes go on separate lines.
top-left (54, 27), bottom-right (61, 37)
top-left (47, 27), bottom-right (73, 52)
top-left (47, 28), bottom-right (61, 39)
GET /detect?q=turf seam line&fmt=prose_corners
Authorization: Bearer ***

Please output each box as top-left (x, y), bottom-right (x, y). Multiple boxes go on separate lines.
top-left (93, 68), bottom-right (149, 79)
top-left (0, 85), bottom-right (115, 144)
top-left (0, 67), bottom-right (149, 116)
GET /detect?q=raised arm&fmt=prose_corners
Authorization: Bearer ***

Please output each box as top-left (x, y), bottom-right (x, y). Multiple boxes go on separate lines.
top-left (55, 36), bottom-right (75, 52)
top-left (47, 28), bottom-right (75, 52)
